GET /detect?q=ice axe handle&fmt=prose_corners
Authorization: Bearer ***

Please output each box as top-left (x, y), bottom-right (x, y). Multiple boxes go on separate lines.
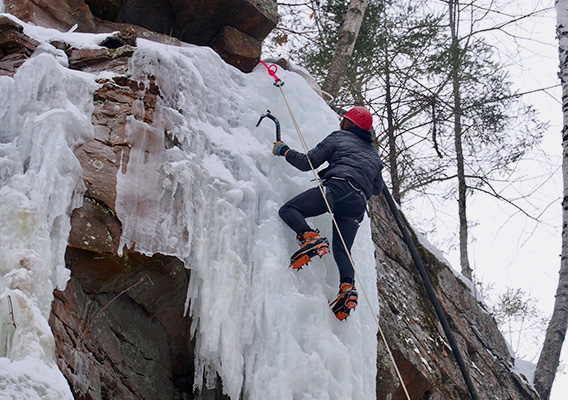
top-left (256, 110), bottom-right (281, 142)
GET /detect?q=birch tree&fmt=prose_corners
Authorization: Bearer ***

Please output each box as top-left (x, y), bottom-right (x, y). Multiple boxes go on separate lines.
top-left (533, 1), bottom-right (568, 397)
top-left (321, 0), bottom-right (370, 100)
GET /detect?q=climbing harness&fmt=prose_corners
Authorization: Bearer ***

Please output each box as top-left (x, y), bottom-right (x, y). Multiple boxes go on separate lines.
top-left (258, 61), bottom-right (412, 400)
top-left (327, 176), bottom-right (370, 218)
top-left (259, 60), bottom-right (481, 400)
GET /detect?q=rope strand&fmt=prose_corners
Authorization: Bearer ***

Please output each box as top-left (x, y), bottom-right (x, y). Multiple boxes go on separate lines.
top-left (277, 85), bottom-right (412, 400)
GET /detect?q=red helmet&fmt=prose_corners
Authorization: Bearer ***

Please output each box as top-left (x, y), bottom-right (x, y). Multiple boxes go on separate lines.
top-left (343, 106), bottom-right (373, 131)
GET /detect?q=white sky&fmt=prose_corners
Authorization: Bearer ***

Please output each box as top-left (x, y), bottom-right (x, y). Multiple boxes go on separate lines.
top-left (412, 0), bottom-right (568, 397)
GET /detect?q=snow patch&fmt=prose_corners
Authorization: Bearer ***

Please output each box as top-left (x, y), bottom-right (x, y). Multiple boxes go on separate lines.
top-left (514, 358), bottom-right (537, 387)
top-left (15, 14), bottom-right (113, 50)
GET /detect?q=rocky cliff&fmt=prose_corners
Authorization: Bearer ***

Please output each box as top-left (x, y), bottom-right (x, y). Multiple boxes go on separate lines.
top-left (370, 198), bottom-right (538, 399)
top-left (3, 0), bottom-right (278, 72)
top-left (0, 5), bottom-right (540, 400)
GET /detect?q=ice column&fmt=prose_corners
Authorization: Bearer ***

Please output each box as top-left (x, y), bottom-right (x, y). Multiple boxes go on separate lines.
top-left (0, 53), bottom-right (95, 398)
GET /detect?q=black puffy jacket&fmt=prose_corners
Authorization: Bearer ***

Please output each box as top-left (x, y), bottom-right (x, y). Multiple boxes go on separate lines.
top-left (284, 126), bottom-right (383, 199)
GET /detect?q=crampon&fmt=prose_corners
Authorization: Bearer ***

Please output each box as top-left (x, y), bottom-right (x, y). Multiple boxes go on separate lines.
top-left (329, 283), bottom-right (358, 320)
top-left (289, 231), bottom-right (329, 270)
top-left (289, 242), bottom-right (330, 270)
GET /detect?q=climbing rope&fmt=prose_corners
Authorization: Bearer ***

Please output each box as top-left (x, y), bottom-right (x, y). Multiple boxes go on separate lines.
top-left (260, 62), bottom-right (412, 400)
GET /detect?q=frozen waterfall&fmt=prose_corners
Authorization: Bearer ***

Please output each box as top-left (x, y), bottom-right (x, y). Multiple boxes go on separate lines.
top-left (0, 16), bottom-right (379, 400)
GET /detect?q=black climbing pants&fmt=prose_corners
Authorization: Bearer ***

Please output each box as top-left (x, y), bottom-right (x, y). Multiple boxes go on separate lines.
top-left (278, 179), bottom-right (366, 285)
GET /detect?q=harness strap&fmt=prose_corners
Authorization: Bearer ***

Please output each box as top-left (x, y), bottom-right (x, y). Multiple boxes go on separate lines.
top-left (327, 177), bottom-right (370, 217)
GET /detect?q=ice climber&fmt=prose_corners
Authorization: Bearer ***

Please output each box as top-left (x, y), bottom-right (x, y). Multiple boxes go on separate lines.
top-left (272, 106), bottom-right (384, 320)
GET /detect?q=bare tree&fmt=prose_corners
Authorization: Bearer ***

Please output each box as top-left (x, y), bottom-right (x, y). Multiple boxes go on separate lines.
top-left (321, 0), bottom-right (370, 100)
top-left (488, 286), bottom-right (549, 360)
top-left (430, 0), bottom-right (547, 280)
top-left (447, 0), bottom-right (473, 279)
top-left (533, 2), bottom-right (568, 397)
top-left (273, 2), bottom-right (546, 281)
top-left (371, 3), bottom-right (446, 205)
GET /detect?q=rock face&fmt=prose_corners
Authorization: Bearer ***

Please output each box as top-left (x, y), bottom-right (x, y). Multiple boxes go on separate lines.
top-left (4, 0), bottom-right (278, 72)
top-left (0, 15), bottom-right (39, 76)
top-left (0, 17), bottom-right (539, 400)
top-left (369, 198), bottom-right (538, 399)
top-left (4, 0), bottom-right (96, 32)
top-left (47, 30), bottom-right (196, 398)
top-left (50, 251), bottom-right (192, 400)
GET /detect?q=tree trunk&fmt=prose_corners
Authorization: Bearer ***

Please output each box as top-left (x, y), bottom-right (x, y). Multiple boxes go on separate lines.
top-left (534, 2), bottom-right (568, 398)
top-left (321, 0), bottom-right (370, 100)
top-left (385, 66), bottom-right (401, 204)
top-left (448, 0), bottom-right (473, 280)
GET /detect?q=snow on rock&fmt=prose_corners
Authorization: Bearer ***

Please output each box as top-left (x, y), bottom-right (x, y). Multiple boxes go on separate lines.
top-left (515, 358), bottom-right (537, 387)
top-left (414, 228), bottom-right (486, 304)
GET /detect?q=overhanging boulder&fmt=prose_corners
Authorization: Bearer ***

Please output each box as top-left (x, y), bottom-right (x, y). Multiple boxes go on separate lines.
top-left (4, 0), bottom-right (278, 72)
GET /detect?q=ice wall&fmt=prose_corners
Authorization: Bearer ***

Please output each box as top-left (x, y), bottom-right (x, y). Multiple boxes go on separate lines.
top-left (117, 41), bottom-right (380, 399)
top-left (0, 17), bottom-right (379, 399)
top-left (0, 49), bottom-right (96, 398)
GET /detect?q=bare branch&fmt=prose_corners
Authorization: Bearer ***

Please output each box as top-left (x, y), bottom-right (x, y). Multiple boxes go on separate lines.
top-left (81, 274), bottom-right (154, 338)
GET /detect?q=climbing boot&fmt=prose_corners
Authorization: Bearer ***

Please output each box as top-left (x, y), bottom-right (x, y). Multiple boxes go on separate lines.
top-left (330, 283), bottom-right (358, 320)
top-left (289, 230), bottom-right (329, 270)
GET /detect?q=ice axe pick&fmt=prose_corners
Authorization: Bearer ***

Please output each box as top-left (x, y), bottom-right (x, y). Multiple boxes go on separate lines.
top-left (256, 110), bottom-right (281, 142)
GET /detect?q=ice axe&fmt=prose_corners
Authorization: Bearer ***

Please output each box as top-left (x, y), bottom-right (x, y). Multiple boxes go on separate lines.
top-left (256, 110), bottom-right (281, 142)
